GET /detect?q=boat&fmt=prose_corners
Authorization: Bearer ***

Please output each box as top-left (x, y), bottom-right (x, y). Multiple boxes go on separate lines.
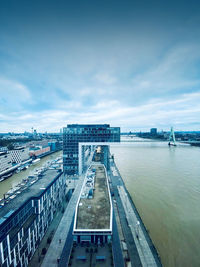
top-left (0, 172), bottom-right (13, 182)
top-left (32, 158), bottom-right (41, 164)
top-left (168, 142), bottom-right (177, 147)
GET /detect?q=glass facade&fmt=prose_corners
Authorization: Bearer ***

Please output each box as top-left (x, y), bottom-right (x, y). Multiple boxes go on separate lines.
top-left (63, 124), bottom-right (120, 175)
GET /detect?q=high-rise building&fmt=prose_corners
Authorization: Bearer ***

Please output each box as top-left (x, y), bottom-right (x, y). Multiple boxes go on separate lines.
top-left (150, 128), bottom-right (157, 135)
top-left (63, 124), bottom-right (120, 175)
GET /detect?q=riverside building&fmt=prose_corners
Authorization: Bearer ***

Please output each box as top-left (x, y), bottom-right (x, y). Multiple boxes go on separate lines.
top-left (63, 124), bottom-right (120, 175)
top-left (0, 169), bottom-right (66, 267)
top-left (73, 162), bottom-right (112, 244)
top-left (8, 147), bottom-right (29, 164)
top-left (0, 152), bottom-right (12, 173)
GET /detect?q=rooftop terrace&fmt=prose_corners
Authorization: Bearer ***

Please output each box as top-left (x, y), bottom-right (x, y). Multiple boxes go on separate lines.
top-left (75, 164), bottom-right (111, 230)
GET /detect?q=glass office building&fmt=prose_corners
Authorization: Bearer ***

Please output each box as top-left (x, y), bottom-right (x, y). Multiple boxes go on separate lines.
top-left (63, 124), bottom-right (120, 175)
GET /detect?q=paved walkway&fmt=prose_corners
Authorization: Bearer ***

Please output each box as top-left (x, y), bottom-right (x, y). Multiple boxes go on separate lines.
top-left (110, 162), bottom-right (142, 267)
top-left (29, 200), bottom-right (68, 267)
top-left (112, 210), bottom-right (125, 267)
top-left (118, 185), bottom-right (158, 267)
top-left (110, 160), bottom-right (162, 267)
top-left (42, 174), bottom-right (85, 267)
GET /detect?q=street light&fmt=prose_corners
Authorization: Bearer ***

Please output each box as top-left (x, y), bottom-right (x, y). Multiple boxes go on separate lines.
top-left (136, 221), bottom-right (140, 239)
top-left (125, 192), bottom-right (130, 214)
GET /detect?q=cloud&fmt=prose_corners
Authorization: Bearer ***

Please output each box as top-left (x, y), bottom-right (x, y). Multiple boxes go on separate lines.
top-left (1, 91), bottom-right (200, 132)
top-left (0, 1), bottom-right (200, 132)
top-left (94, 73), bottom-right (117, 85)
top-left (0, 77), bottom-right (32, 112)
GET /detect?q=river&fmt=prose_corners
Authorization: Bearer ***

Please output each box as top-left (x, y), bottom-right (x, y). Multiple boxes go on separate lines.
top-left (1, 142), bottom-right (199, 266)
top-left (110, 138), bottom-right (200, 267)
top-left (0, 151), bottom-right (62, 199)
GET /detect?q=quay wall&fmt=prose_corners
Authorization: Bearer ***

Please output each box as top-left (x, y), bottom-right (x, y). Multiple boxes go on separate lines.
top-left (112, 159), bottom-right (162, 266)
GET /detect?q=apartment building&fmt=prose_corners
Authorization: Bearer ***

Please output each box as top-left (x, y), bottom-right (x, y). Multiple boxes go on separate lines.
top-left (0, 152), bottom-right (12, 173)
top-left (0, 169), bottom-right (66, 267)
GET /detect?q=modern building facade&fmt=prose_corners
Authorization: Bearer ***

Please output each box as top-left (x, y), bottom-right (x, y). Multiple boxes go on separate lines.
top-left (63, 124), bottom-right (120, 175)
top-left (0, 169), bottom-right (66, 267)
top-left (0, 152), bottom-right (12, 173)
top-left (8, 147), bottom-right (29, 164)
top-left (150, 128), bottom-right (157, 135)
top-left (73, 162), bottom-right (112, 244)
top-left (48, 141), bottom-right (62, 152)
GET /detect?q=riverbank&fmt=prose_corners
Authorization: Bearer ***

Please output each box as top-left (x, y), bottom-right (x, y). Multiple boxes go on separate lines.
top-left (109, 157), bottom-right (162, 266)
top-left (0, 151), bottom-right (62, 199)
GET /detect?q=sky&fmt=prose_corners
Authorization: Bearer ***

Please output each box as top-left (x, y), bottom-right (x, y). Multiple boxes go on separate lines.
top-left (0, 0), bottom-right (200, 132)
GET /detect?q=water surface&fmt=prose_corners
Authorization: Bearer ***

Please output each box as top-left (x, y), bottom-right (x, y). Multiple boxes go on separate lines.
top-left (0, 151), bottom-right (62, 199)
top-left (111, 140), bottom-right (200, 267)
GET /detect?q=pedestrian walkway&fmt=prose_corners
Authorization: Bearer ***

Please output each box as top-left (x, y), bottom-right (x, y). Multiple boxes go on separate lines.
top-left (42, 174), bottom-right (85, 267)
top-left (29, 200), bottom-right (68, 267)
top-left (118, 185), bottom-right (158, 267)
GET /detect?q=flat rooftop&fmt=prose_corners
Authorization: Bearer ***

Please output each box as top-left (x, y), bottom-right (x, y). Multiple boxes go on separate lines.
top-left (0, 169), bottom-right (62, 219)
top-left (75, 164), bottom-right (111, 230)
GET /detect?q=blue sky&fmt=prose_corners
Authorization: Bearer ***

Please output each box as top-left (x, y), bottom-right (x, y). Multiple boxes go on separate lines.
top-left (0, 0), bottom-right (200, 132)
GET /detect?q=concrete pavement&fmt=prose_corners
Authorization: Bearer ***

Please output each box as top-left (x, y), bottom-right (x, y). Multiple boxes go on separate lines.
top-left (118, 185), bottom-right (158, 266)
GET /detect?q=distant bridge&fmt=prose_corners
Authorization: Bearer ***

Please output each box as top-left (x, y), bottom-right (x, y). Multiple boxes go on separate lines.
top-left (121, 137), bottom-right (200, 146)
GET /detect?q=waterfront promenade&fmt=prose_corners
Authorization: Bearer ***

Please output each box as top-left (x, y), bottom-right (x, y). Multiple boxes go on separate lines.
top-left (109, 159), bottom-right (162, 267)
top-left (40, 158), bottom-right (161, 267)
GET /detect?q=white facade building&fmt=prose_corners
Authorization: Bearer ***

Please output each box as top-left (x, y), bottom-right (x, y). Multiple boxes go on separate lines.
top-left (8, 147), bottom-right (30, 164)
top-left (0, 152), bottom-right (12, 173)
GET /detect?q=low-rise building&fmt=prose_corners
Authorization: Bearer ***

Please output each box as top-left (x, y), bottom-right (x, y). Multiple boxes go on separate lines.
top-left (0, 169), bottom-right (66, 267)
top-left (29, 146), bottom-right (50, 158)
top-left (0, 152), bottom-right (12, 173)
top-left (48, 141), bottom-right (62, 152)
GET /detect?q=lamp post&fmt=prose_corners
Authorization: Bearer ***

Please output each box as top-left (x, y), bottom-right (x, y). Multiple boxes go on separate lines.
top-left (136, 221), bottom-right (140, 239)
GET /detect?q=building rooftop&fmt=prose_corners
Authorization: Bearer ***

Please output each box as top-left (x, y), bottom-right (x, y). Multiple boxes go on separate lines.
top-left (75, 164), bottom-right (111, 230)
top-left (0, 169), bottom-right (62, 219)
top-left (67, 124), bottom-right (110, 128)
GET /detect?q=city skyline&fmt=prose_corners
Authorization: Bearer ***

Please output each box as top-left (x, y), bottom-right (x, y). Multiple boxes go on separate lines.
top-left (0, 0), bottom-right (200, 132)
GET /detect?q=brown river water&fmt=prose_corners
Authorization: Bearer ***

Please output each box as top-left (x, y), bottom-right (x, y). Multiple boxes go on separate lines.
top-left (111, 139), bottom-right (200, 267)
top-left (1, 142), bottom-right (200, 267)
